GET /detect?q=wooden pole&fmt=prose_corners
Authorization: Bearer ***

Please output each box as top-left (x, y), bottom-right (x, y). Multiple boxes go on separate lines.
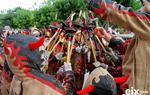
top-left (67, 37), bottom-right (71, 63)
top-left (68, 34), bottom-right (76, 62)
top-left (45, 29), bottom-right (60, 50)
top-left (95, 35), bottom-right (115, 66)
top-left (90, 38), bottom-right (97, 62)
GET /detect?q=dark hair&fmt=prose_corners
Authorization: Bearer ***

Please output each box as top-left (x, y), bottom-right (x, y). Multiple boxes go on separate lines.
top-left (0, 28), bottom-right (4, 48)
top-left (140, 0), bottom-right (143, 3)
top-left (0, 28), bottom-right (4, 33)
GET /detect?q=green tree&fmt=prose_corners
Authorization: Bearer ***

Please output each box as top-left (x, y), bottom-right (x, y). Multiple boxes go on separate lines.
top-left (12, 8), bottom-right (34, 28)
top-left (0, 10), bottom-right (16, 27)
top-left (52, 0), bottom-right (88, 20)
top-left (34, 4), bottom-right (57, 28)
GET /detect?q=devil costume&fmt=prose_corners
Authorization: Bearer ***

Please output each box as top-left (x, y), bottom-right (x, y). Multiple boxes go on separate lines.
top-left (88, 0), bottom-right (150, 93)
top-left (3, 34), bottom-right (74, 95)
top-left (82, 67), bottom-right (117, 95)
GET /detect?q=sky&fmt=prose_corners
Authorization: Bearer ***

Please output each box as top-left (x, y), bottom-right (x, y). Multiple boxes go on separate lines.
top-left (0, 0), bottom-right (45, 12)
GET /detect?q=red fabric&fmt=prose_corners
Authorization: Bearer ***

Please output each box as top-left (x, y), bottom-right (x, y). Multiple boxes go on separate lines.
top-left (56, 44), bottom-right (61, 52)
top-left (114, 76), bottom-right (128, 85)
top-left (28, 36), bottom-right (45, 51)
top-left (24, 31), bottom-right (29, 35)
top-left (53, 22), bottom-right (59, 27)
top-left (77, 85), bottom-right (94, 95)
top-left (2, 68), bottom-right (12, 82)
top-left (92, 1), bottom-right (107, 16)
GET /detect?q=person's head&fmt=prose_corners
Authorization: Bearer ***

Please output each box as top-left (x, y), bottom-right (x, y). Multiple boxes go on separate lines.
top-left (140, 0), bottom-right (150, 12)
top-left (3, 34), bottom-right (45, 77)
top-left (82, 67), bottom-right (117, 95)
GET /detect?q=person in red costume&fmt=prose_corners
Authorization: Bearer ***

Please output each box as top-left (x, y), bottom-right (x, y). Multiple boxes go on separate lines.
top-left (3, 34), bottom-right (74, 95)
top-left (87, 0), bottom-right (150, 93)
top-left (94, 27), bottom-right (130, 93)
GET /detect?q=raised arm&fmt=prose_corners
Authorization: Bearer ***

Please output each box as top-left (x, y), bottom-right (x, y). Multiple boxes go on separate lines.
top-left (88, 0), bottom-right (150, 40)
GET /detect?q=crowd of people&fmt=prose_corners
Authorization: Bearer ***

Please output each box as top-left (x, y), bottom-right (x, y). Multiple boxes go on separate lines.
top-left (0, 15), bottom-right (131, 95)
top-left (0, 0), bottom-right (150, 95)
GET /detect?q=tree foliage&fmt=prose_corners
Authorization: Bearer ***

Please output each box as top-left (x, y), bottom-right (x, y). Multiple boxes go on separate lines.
top-left (12, 8), bottom-right (34, 28)
top-left (0, 10), bottom-right (16, 27)
top-left (34, 5), bottom-right (57, 28)
top-left (53, 0), bottom-right (88, 20)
